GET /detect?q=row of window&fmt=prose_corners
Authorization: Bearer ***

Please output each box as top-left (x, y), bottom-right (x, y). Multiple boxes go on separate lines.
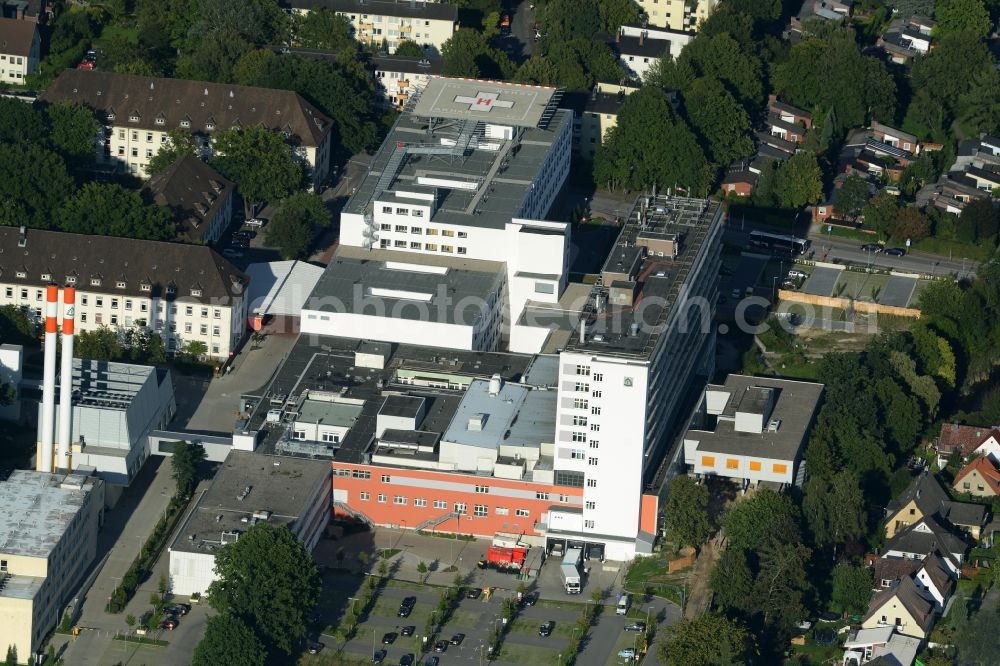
top-left (701, 456), bottom-right (788, 474)
top-left (6, 288), bottom-right (222, 316)
top-left (357, 494), bottom-right (532, 518)
top-left (383, 239), bottom-right (468, 254)
top-left (378, 222), bottom-right (468, 239)
top-left (293, 431), bottom-right (340, 443)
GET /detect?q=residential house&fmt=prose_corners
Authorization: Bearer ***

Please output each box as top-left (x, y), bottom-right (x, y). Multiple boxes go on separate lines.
top-left (371, 55), bottom-right (442, 109)
top-left (563, 84), bottom-right (639, 160)
top-left (721, 165), bottom-right (758, 198)
top-left (861, 576), bottom-right (935, 641)
top-left (842, 627), bottom-right (921, 666)
top-left (953, 456), bottom-right (1000, 499)
top-left (619, 23), bottom-right (693, 54)
top-left (683, 375), bottom-right (825, 488)
top-left (873, 556), bottom-right (921, 591)
top-left (756, 130), bottom-right (798, 158)
top-left (927, 173), bottom-right (992, 215)
top-left (883, 516), bottom-right (968, 576)
top-left (634, 0), bottom-right (718, 31)
top-left (870, 122), bottom-right (920, 155)
top-left (962, 165), bottom-right (1000, 193)
top-left (144, 155), bottom-right (234, 245)
top-left (768, 95), bottom-right (812, 138)
top-left (884, 470), bottom-right (949, 539)
top-left (913, 553), bottom-right (955, 611)
top-left (285, 0), bottom-right (458, 55)
top-left (0, 16), bottom-right (38, 83)
top-left (0, 226), bottom-right (249, 360)
top-left (0, 0), bottom-right (47, 22)
top-left (938, 500), bottom-right (987, 541)
top-left (613, 31), bottom-right (670, 82)
top-left (40, 70), bottom-right (333, 189)
top-left (878, 16), bottom-right (934, 64)
top-left (785, 0), bottom-right (853, 40)
top-left (953, 135), bottom-right (1000, 171)
top-left (935, 423), bottom-right (1000, 466)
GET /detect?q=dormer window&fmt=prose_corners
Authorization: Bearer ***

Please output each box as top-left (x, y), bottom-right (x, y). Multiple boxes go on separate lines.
top-left (166, 285), bottom-right (176, 295)
top-left (116, 281), bottom-right (126, 289)
top-left (90, 278), bottom-right (102, 287)
top-left (191, 288), bottom-right (203, 297)
top-left (107, 112), bottom-right (116, 121)
top-left (155, 117), bottom-right (165, 125)
top-left (140, 283), bottom-right (151, 292)
top-left (66, 276), bottom-right (77, 285)
top-left (41, 273), bottom-right (51, 281)
top-left (206, 121), bottom-right (215, 130)
top-left (15, 270), bottom-right (26, 279)
top-left (180, 119), bottom-right (191, 128)
top-left (129, 114), bottom-right (139, 122)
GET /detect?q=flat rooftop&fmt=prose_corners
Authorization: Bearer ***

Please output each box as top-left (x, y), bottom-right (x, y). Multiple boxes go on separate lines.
top-left (344, 79), bottom-right (571, 231)
top-left (687, 375), bottom-right (824, 461)
top-left (296, 398), bottom-right (363, 427)
top-left (65, 359), bottom-right (160, 411)
top-left (441, 378), bottom-right (555, 450)
top-left (411, 78), bottom-right (557, 128)
top-left (170, 451), bottom-right (331, 555)
top-left (0, 470), bottom-right (97, 559)
top-left (240, 334), bottom-right (535, 463)
top-left (564, 195), bottom-right (724, 360)
top-left (305, 250), bottom-right (504, 325)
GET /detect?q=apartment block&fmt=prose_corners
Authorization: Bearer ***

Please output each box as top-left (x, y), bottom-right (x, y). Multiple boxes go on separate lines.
top-left (0, 16), bottom-right (38, 83)
top-left (287, 0), bottom-right (458, 55)
top-left (372, 54), bottom-right (443, 108)
top-left (636, 0), bottom-right (718, 31)
top-left (0, 227), bottom-right (249, 359)
top-left (40, 70), bottom-right (333, 188)
top-left (144, 155), bottom-right (235, 245)
top-left (0, 470), bottom-right (104, 662)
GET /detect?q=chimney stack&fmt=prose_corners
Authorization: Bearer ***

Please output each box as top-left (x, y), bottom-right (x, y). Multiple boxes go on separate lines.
top-left (39, 284), bottom-right (59, 473)
top-left (58, 287), bottom-right (76, 471)
top-left (639, 31), bottom-right (645, 46)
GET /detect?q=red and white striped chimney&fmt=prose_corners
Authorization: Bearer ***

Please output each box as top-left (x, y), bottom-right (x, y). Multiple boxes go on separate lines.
top-left (58, 286), bottom-right (75, 471)
top-left (38, 284), bottom-right (59, 473)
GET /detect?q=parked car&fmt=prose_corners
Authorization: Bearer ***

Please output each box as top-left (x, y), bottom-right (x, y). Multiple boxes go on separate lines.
top-left (817, 611), bottom-right (840, 622)
top-left (398, 597), bottom-right (416, 617)
top-left (399, 654), bottom-right (414, 666)
top-left (433, 640), bottom-right (448, 653)
top-left (450, 633), bottom-right (465, 645)
top-left (788, 270), bottom-right (810, 280)
top-left (860, 242), bottom-right (883, 253)
top-left (624, 621), bottom-right (646, 632)
top-left (159, 618), bottom-right (178, 630)
top-left (423, 658), bottom-right (439, 666)
top-left (245, 218), bottom-right (265, 228)
top-left (308, 642), bottom-right (324, 654)
top-left (466, 587), bottom-right (481, 599)
top-left (617, 648), bottom-right (636, 659)
top-left (884, 247), bottom-right (906, 256)
top-left (165, 603), bottom-right (190, 616)
top-left (401, 625), bottom-right (415, 636)
top-left (524, 592), bottom-right (537, 606)
top-left (77, 60), bottom-right (96, 70)
top-left (539, 621), bottom-right (554, 637)
top-left (382, 632), bottom-right (397, 644)
top-left (372, 649), bottom-right (387, 664)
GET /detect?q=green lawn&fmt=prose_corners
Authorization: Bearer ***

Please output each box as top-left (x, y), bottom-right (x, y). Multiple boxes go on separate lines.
top-left (604, 631), bottom-right (645, 666)
top-left (495, 641), bottom-right (562, 664)
top-left (911, 237), bottom-right (994, 262)
top-left (508, 616), bottom-right (577, 639)
top-left (94, 24), bottom-right (139, 47)
top-left (821, 224), bottom-right (879, 242)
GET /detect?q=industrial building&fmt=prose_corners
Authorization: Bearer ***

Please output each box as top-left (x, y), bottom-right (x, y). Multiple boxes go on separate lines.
top-left (39, 360), bottom-right (176, 504)
top-left (683, 375), bottom-right (825, 488)
top-left (307, 77), bottom-right (573, 353)
top-left (0, 470), bottom-right (104, 662)
top-left (167, 450), bottom-right (332, 596)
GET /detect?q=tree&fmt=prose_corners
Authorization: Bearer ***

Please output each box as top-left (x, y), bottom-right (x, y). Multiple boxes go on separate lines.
top-left (773, 151), bottom-right (823, 209)
top-left (264, 193), bottom-right (330, 260)
top-left (862, 191), bottom-right (900, 239)
top-left (211, 126), bottom-right (303, 215)
top-left (659, 614), bottom-right (753, 666)
top-left (294, 9), bottom-right (356, 52)
top-left (935, 0), bottom-right (992, 36)
top-left (957, 66), bottom-right (1000, 135)
top-left (831, 562), bottom-right (873, 615)
top-left (910, 30), bottom-right (993, 130)
top-left (417, 561), bottom-right (428, 582)
top-left (890, 206), bottom-right (931, 242)
top-left (803, 470), bottom-right (866, 555)
top-left (56, 183), bottom-right (176, 241)
top-left (191, 614), bottom-right (267, 666)
top-left (959, 198), bottom-right (1000, 245)
top-left (170, 440), bottom-right (207, 498)
top-left (46, 101), bottom-right (99, 167)
top-left (710, 548), bottom-right (754, 617)
top-left (0, 142), bottom-right (75, 229)
top-left (752, 539), bottom-right (812, 633)
top-left (440, 28), bottom-right (514, 79)
top-left (682, 77), bottom-right (754, 166)
top-left (0, 305), bottom-right (38, 345)
top-left (208, 523), bottom-right (320, 654)
top-left (125, 613), bottom-right (136, 632)
top-left (182, 340), bottom-right (208, 360)
top-left (513, 56), bottom-right (560, 86)
top-left (722, 489), bottom-right (801, 552)
top-left (953, 606), bottom-right (1000, 665)
top-left (76, 327), bottom-right (122, 361)
top-left (594, 87), bottom-right (711, 195)
top-left (662, 476), bottom-right (711, 549)
top-left (833, 173), bottom-right (870, 222)
top-left (146, 130), bottom-right (199, 176)
top-left (4, 645), bottom-right (15, 666)
top-left (0, 97), bottom-right (46, 144)
top-left (394, 40), bottom-right (426, 58)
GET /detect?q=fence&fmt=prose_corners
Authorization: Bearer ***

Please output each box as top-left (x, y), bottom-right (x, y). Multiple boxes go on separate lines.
top-left (777, 290), bottom-right (921, 318)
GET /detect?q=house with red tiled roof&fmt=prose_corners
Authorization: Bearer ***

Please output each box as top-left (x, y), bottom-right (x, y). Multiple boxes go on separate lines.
top-left (953, 456), bottom-right (1000, 499)
top-left (935, 423), bottom-right (1000, 468)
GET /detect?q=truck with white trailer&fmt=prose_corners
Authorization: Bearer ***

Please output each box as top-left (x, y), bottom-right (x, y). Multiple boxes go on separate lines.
top-left (561, 547), bottom-right (583, 594)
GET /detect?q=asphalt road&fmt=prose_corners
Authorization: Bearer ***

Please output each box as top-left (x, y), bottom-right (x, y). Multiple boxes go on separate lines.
top-left (496, 0), bottom-right (537, 64)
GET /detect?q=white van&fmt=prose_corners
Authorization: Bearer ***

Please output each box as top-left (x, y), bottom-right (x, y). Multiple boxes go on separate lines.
top-left (616, 593), bottom-right (631, 615)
